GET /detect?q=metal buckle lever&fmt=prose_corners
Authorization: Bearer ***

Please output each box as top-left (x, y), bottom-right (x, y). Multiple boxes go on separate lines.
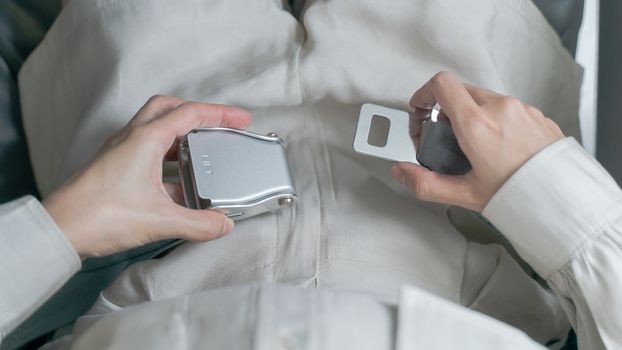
top-left (179, 128), bottom-right (297, 220)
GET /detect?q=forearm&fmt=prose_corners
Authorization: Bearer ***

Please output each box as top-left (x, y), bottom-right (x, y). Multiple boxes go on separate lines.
top-left (483, 138), bottom-right (622, 349)
top-left (0, 196), bottom-right (80, 340)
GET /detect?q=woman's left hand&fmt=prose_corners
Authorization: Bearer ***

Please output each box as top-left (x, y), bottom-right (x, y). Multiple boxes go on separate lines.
top-left (43, 95), bottom-right (252, 259)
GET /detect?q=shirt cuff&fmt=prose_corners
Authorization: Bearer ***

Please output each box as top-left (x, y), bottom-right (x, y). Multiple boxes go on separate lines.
top-left (482, 138), bottom-right (622, 278)
top-left (0, 196), bottom-right (81, 335)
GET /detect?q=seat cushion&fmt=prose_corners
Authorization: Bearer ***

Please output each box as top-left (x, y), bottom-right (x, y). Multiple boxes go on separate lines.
top-left (0, 1), bottom-right (61, 204)
top-left (533, 0), bottom-right (584, 55)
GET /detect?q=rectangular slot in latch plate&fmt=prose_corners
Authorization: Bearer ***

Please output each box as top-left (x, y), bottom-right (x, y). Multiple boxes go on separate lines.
top-left (353, 103), bottom-right (418, 163)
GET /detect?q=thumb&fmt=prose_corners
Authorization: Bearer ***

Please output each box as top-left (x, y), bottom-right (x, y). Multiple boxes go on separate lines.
top-left (160, 206), bottom-right (235, 242)
top-left (391, 163), bottom-right (476, 210)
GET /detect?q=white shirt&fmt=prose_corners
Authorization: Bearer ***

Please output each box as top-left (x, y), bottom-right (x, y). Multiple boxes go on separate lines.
top-left (1, 137), bottom-right (621, 349)
top-left (3, 0), bottom-right (604, 348)
top-left (14, 0), bottom-right (582, 342)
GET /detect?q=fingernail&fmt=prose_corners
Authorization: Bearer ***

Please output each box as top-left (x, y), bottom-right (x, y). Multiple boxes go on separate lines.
top-left (391, 166), bottom-right (405, 185)
top-left (222, 218), bottom-right (235, 234)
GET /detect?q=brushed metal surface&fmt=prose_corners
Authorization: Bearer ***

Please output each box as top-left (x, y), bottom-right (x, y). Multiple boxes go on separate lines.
top-left (179, 128), bottom-right (296, 219)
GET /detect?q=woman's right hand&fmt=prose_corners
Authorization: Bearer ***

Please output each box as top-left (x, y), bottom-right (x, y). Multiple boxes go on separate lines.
top-left (391, 71), bottom-right (565, 212)
top-left (43, 95), bottom-right (252, 259)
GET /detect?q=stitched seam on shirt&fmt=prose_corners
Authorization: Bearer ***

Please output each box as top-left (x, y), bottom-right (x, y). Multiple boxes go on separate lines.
top-left (249, 285), bottom-right (260, 350)
top-left (543, 198), bottom-right (622, 279)
top-left (484, 138), bottom-right (576, 218)
top-left (292, 24), bottom-right (323, 288)
top-left (273, 212), bottom-right (282, 283)
top-left (324, 256), bottom-right (459, 294)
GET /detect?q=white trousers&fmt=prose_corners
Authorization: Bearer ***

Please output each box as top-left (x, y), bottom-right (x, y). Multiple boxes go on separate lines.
top-left (19, 0), bottom-right (581, 345)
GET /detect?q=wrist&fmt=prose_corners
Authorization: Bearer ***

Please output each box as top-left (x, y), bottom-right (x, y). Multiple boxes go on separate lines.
top-left (43, 188), bottom-right (90, 260)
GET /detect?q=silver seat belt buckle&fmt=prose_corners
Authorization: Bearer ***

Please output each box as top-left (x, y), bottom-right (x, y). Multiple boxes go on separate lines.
top-left (179, 128), bottom-right (297, 220)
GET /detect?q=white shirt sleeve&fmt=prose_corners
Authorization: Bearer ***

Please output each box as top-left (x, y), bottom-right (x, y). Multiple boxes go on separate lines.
top-left (483, 137), bottom-right (622, 350)
top-left (0, 196), bottom-right (81, 340)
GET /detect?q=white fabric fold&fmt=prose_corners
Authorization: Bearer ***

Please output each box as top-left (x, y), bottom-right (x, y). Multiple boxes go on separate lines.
top-left (396, 285), bottom-right (544, 349)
